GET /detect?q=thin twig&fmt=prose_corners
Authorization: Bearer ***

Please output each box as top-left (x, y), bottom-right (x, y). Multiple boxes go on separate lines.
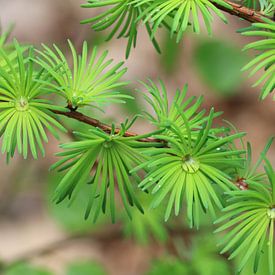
top-left (53, 109), bottom-right (163, 143)
top-left (212, 1), bottom-right (273, 23)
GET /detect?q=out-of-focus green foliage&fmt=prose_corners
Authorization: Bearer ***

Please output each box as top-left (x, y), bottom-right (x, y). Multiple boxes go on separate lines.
top-left (47, 173), bottom-right (109, 233)
top-left (146, 257), bottom-right (191, 275)
top-left (122, 192), bottom-right (168, 244)
top-left (119, 88), bottom-right (143, 115)
top-left (3, 260), bottom-right (107, 275)
top-left (146, 234), bottom-right (231, 275)
top-left (193, 39), bottom-right (247, 96)
top-left (66, 261), bottom-right (107, 275)
top-left (4, 263), bottom-right (52, 275)
top-left (187, 236), bottom-right (231, 275)
top-left (160, 34), bottom-right (182, 74)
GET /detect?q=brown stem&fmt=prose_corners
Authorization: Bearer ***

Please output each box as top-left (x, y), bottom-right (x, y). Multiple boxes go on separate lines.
top-left (212, 1), bottom-right (273, 23)
top-left (53, 109), bottom-right (163, 143)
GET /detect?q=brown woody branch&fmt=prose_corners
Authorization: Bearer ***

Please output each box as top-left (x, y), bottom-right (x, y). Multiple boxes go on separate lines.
top-left (212, 0), bottom-right (273, 23)
top-left (53, 109), bottom-right (162, 143)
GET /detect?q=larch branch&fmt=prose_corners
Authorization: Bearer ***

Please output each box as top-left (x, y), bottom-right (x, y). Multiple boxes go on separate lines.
top-left (53, 109), bottom-right (161, 143)
top-left (212, 0), bottom-right (273, 23)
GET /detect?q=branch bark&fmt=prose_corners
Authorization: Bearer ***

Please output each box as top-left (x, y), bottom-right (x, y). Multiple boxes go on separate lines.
top-left (212, 0), bottom-right (273, 23)
top-left (53, 109), bottom-right (162, 143)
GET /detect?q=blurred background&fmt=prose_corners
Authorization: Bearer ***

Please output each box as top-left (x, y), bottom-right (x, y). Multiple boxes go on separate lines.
top-left (0, 0), bottom-right (274, 274)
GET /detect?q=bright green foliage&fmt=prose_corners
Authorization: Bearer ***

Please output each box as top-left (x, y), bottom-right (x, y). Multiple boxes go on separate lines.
top-left (81, 0), bottom-right (161, 58)
top-left (133, 0), bottom-right (229, 42)
top-left (215, 159), bottom-right (275, 274)
top-left (122, 192), bottom-right (168, 244)
top-left (141, 80), bottom-right (222, 134)
top-left (133, 81), bottom-right (245, 226)
top-left (0, 41), bottom-right (66, 161)
top-left (241, 19), bottom-right (275, 99)
top-left (51, 119), bottom-right (161, 222)
top-left (81, 0), bottom-right (230, 55)
top-left (231, 137), bottom-right (274, 190)
top-left (0, 27), bottom-right (26, 69)
top-left (35, 40), bottom-right (130, 109)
